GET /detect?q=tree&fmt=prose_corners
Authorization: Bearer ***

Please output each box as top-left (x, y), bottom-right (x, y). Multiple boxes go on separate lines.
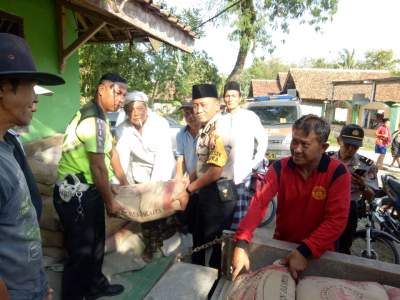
top-left (211, 0), bottom-right (338, 81)
top-left (338, 48), bottom-right (357, 69)
top-left (240, 57), bottom-right (289, 95)
top-left (78, 7), bottom-right (221, 105)
top-left (360, 49), bottom-right (399, 70)
top-left (302, 57), bottom-right (337, 69)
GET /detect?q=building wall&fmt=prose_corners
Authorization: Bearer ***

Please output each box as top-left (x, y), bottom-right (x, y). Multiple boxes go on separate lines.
top-left (0, 0), bottom-right (80, 141)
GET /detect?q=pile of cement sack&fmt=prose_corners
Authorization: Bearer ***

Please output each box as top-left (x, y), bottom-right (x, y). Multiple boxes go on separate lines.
top-left (226, 261), bottom-right (400, 300)
top-left (25, 135), bottom-right (147, 276)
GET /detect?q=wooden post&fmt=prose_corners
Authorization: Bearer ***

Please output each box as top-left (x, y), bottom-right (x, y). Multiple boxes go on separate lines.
top-left (56, 0), bottom-right (65, 73)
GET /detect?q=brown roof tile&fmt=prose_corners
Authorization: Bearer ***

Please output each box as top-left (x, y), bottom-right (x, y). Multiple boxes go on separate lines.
top-left (250, 79), bottom-right (281, 97)
top-left (277, 72), bottom-right (288, 90)
top-left (286, 68), bottom-right (390, 101)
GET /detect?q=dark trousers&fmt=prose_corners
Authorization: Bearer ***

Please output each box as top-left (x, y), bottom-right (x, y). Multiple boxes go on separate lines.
top-left (53, 186), bottom-right (108, 300)
top-left (177, 193), bottom-right (199, 234)
top-left (192, 182), bottom-right (235, 269)
top-left (337, 201), bottom-right (358, 254)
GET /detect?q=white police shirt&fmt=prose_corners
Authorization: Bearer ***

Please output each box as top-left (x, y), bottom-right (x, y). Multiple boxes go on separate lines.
top-left (328, 151), bottom-right (379, 201)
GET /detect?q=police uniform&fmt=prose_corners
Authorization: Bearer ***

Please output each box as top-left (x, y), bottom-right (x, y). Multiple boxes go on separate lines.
top-left (53, 100), bottom-right (113, 299)
top-left (328, 124), bottom-right (379, 254)
top-left (191, 94), bottom-right (236, 268)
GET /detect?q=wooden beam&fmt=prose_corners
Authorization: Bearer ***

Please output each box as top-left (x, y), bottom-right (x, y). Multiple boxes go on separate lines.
top-left (63, 1), bottom-right (127, 29)
top-left (76, 13), bottom-right (88, 30)
top-left (102, 25), bottom-right (114, 40)
top-left (56, 0), bottom-right (66, 72)
top-left (82, 0), bottom-right (194, 52)
top-left (124, 29), bottom-right (132, 41)
top-left (62, 20), bottom-right (106, 62)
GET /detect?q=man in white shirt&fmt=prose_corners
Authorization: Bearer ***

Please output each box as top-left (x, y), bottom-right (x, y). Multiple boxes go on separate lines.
top-left (115, 91), bottom-right (175, 258)
top-left (222, 81), bottom-right (268, 229)
top-left (115, 91), bottom-right (175, 183)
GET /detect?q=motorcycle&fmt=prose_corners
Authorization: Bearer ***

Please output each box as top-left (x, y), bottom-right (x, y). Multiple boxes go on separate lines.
top-left (350, 174), bottom-right (400, 264)
top-left (374, 174), bottom-right (400, 241)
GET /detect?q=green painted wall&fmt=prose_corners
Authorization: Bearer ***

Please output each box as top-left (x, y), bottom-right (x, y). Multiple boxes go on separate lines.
top-left (0, 0), bottom-right (80, 141)
top-left (390, 107), bottom-right (399, 133)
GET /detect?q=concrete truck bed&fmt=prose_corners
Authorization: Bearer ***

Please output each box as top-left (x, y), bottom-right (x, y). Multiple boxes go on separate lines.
top-left (211, 233), bottom-right (400, 299)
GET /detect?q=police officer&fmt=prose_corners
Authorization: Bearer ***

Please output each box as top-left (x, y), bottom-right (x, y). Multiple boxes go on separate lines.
top-left (328, 124), bottom-right (378, 254)
top-left (53, 73), bottom-right (128, 300)
top-left (184, 83), bottom-right (236, 269)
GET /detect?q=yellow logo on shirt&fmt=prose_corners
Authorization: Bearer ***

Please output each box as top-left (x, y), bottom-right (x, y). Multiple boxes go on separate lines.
top-left (312, 186), bottom-right (326, 200)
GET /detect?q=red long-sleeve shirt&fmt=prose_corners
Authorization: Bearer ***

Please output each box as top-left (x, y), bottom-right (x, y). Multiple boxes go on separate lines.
top-left (235, 154), bottom-right (350, 258)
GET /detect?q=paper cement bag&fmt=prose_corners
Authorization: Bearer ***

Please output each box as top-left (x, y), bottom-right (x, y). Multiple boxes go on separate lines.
top-left (384, 285), bottom-right (400, 300)
top-left (115, 180), bottom-right (186, 223)
top-left (226, 262), bottom-right (295, 300)
top-left (296, 276), bottom-right (389, 300)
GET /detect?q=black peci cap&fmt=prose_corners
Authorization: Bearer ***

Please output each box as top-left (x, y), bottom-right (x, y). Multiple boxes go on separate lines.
top-left (0, 33), bottom-right (64, 85)
top-left (340, 124), bottom-right (364, 146)
top-left (192, 83), bottom-right (218, 100)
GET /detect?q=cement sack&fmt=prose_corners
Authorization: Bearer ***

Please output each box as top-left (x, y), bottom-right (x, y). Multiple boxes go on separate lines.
top-left (23, 134), bottom-right (63, 160)
top-left (105, 215), bottom-right (129, 238)
top-left (226, 262), bottom-right (295, 300)
top-left (104, 222), bottom-right (145, 255)
top-left (296, 276), bottom-right (389, 300)
top-left (28, 158), bottom-right (58, 185)
top-left (41, 229), bottom-right (63, 248)
top-left (42, 247), bottom-right (65, 261)
top-left (385, 285), bottom-right (400, 300)
top-left (37, 182), bottom-right (54, 197)
top-left (39, 196), bottom-right (61, 231)
top-left (102, 250), bottom-right (146, 280)
top-left (115, 180), bottom-right (186, 223)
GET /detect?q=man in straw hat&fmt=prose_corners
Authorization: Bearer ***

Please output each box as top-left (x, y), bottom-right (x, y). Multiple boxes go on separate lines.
top-left (0, 32), bottom-right (64, 300)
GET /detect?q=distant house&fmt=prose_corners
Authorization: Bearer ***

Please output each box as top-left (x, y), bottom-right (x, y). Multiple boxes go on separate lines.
top-left (249, 79), bottom-right (281, 97)
top-left (248, 68), bottom-right (400, 135)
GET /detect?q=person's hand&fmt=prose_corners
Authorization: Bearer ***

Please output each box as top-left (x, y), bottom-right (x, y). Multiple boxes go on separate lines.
top-left (281, 250), bottom-right (308, 281)
top-left (351, 173), bottom-right (366, 191)
top-left (175, 190), bottom-right (190, 210)
top-left (43, 288), bottom-right (54, 300)
top-left (231, 246), bottom-right (250, 281)
top-left (111, 184), bottom-right (120, 195)
top-left (106, 200), bottom-right (123, 217)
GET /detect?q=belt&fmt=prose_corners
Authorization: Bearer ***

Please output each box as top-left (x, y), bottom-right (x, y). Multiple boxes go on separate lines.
top-left (57, 174), bottom-right (90, 203)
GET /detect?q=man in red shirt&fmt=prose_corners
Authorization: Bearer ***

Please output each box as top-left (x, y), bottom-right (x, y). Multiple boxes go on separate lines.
top-left (375, 118), bottom-right (391, 169)
top-left (231, 115), bottom-right (351, 281)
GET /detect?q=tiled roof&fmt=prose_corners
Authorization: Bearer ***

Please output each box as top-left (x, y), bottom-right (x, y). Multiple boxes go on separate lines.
top-left (250, 79), bottom-right (281, 97)
top-left (284, 68), bottom-right (390, 101)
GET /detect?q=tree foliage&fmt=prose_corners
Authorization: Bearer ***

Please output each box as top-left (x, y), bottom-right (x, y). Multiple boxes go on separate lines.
top-left (300, 48), bottom-right (400, 71)
top-left (210, 0), bottom-right (338, 81)
top-left (359, 49), bottom-right (399, 70)
top-left (78, 8), bottom-right (221, 106)
top-left (338, 48), bottom-right (356, 69)
top-left (240, 57), bottom-right (290, 95)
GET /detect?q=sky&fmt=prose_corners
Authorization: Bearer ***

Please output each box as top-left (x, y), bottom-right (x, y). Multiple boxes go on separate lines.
top-left (166, 0), bottom-right (400, 75)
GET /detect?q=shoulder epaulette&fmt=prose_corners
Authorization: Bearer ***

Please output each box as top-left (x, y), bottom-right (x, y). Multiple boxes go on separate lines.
top-left (359, 155), bottom-right (374, 166)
